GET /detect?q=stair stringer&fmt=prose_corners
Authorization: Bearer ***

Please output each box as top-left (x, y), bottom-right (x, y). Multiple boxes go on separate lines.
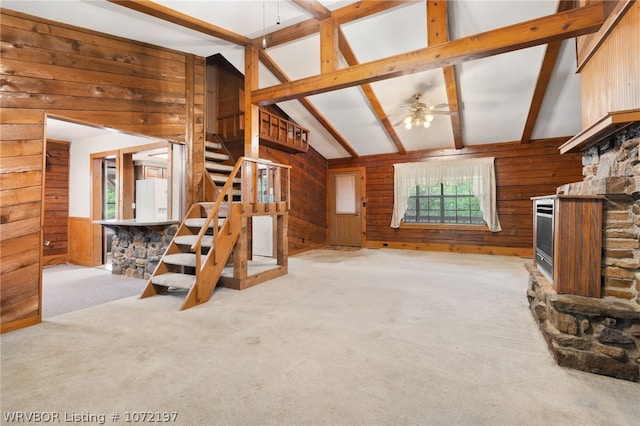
top-left (181, 203), bottom-right (243, 310)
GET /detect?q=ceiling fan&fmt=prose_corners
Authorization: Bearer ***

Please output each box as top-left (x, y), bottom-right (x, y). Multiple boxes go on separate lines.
top-left (393, 94), bottom-right (457, 129)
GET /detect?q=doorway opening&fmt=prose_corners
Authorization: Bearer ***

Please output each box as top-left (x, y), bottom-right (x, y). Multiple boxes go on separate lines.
top-left (42, 115), bottom-right (185, 318)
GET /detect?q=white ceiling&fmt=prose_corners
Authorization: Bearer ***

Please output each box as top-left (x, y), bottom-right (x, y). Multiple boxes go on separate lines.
top-left (3, 0), bottom-right (583, 159)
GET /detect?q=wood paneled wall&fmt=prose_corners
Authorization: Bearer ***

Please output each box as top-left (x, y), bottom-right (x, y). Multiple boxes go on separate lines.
top-left (0, 9), bottom-right (205, 331)
top-left (579, 2), bottom-right (639, 127)
top-left (43, 140), bottom-right (70, 264)
top-left (260, 145), bottom-right (328, 254)
top-left (329, 138), bottom-right (583, 256)
top-left (0, 109), bottom-right (43, 331)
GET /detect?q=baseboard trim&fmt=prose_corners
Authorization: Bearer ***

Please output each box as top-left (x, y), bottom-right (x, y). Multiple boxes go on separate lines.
top-left (1, 315), bottom-right (41, 334)
top-left (365, 241), bottom-right (532, 257)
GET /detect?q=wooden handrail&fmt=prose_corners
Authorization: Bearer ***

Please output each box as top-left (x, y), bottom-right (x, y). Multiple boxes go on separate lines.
top-left (192, 156), bottom-right (291, 253)
top-left (191, 159), bottom-right (243, 252)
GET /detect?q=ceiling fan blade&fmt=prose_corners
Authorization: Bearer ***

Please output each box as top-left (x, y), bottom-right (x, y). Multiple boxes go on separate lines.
top-left (392, 117), bottom-right (407, 126)
top-left (385, 112), bottom-right (405, 117)
top-left (431, 103), bottom-right (449, 109)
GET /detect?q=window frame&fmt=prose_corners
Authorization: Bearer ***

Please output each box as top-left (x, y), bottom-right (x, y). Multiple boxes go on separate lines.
top-left (402, 182), bottom-right (486, 227)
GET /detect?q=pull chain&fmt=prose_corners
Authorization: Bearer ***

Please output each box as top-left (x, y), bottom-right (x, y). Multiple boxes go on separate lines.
top-left (261, 0), bottom-right (267, 49)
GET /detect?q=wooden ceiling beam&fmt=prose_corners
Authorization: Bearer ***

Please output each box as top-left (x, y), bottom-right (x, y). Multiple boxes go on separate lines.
top-left (255, 18), bottom-right (320, 49)
top-left (292, 0), bottom-right (332, 20)
top-left (521, 0), bottom-right (576, 144)
top-left (258, 50), bottom-right (359, 158)
top-left (442, 66), bottom-right (463, 149)
top-left (427, 0), bottom-right (463, 150)
top-left (331, 1), bottom-right (419, 25)
top-left (251, 1), bottom-right (415, 49)
top-left (320, 19), bottom-right (340, 73)
top-left (338, 28), bottom-right (406, 155)
top-left (520, 41), bottom-right (564, 144)
top-left (107, 0), bottom-right (251, 45)
top-left (252, 3), bottom-right (604, 105)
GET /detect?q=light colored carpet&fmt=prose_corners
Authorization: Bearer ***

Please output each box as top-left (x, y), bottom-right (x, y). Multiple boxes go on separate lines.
top-left (42, 263), bottom-right (148, 319)
top-left (2, 249), bottom-right (639, 425)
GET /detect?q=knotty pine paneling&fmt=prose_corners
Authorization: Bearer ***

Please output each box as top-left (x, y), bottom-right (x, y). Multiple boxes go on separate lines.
top-left (0, 107), bottom-right (44, 329)
top-left (329, 138), bottom-right (583, 255)
top-left (580, 2), bottom-right (639, 127)
top-left (0, 9), bottom-right (206, 330)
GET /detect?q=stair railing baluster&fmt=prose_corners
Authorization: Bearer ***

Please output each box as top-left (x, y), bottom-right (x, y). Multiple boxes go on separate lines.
top-left (274, 166), bottom-right (281, 212)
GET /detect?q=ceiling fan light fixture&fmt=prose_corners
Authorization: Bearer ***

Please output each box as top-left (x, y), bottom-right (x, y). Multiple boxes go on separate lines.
top-left (396, 95), bottom-right (452, 130)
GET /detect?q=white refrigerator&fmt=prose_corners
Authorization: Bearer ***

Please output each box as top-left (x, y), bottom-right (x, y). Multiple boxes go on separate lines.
top-left (135, 178), bottom-right (168, 222)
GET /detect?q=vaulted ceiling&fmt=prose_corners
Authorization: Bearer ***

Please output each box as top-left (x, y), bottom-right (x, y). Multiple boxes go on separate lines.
top-left (2, 1), bottom-right (603, 159)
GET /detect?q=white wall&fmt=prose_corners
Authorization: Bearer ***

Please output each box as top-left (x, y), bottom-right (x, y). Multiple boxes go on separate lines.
top-left (67, 132), bottom-right (163, 217)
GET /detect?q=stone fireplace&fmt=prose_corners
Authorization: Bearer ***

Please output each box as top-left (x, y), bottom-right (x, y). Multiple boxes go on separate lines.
top-left (527, 124), bottom-right (640, 382)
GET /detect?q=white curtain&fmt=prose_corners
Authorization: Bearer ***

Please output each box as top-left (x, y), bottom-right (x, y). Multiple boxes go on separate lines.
top-left (391, 157), bottom-right (502, 232)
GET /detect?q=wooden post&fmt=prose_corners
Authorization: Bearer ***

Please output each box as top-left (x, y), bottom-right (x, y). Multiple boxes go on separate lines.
top-left (244, 46), bottom-right (259, 159)
top-left (277, 213), bottom-right (288, 267)
top-left (233, 216), bottom-right (249, 280)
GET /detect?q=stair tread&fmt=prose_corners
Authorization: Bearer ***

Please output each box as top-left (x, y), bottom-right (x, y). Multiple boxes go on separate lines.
top-left (205, 162), bottom-right (234, 172)
top-left (151, 273), bottom-right (195, 290)
top-left (209, 174), bottom-right (241, 184)
top-left (163, 253), bottom-right (196, 267)
top-left (205, 152), bottom-right (229, 161)
top-left (184, 218), bottom-right (226, 228)
top-left (205, 141), bottom-right (222, 150)
top-left (174, 235), bottom-right (213, 247)
top-left (196, 202), bottom-right (230, 212)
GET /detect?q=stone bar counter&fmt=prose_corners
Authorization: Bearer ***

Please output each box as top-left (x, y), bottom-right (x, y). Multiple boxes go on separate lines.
top-left (95, 220), bottom-right (178, 279)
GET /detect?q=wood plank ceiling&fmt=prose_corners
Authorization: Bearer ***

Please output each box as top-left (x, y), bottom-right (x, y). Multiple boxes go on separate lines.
top-left (2, 1), bottom-right (604, 159)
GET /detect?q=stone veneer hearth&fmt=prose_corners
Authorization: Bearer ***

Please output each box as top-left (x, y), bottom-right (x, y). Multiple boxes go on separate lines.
top-left (527, 124), bottom-right (640, 382)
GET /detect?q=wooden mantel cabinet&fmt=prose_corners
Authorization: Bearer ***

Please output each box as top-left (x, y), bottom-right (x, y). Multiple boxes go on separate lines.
top-left (533, 195), bottom-right (604, 297)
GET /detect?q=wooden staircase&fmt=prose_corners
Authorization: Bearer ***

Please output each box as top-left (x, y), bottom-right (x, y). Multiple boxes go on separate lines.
top-left (204, 135), bottom-right (241, 201)
top-left (141, 151), bottom-right (291, 310)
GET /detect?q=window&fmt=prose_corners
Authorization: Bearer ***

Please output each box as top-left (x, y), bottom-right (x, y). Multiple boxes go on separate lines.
top-left (391, 157), bottom-right (501, 232)
top-left (404, 182), bottom-right (485, 225)
top-left (102, 158), bottom-right (117, 220)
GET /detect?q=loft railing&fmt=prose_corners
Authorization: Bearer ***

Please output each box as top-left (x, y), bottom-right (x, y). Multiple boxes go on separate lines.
top-left (215, 109), bottom-right (309, 153)
top-left (258, 110), bottom-right (309, 153)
